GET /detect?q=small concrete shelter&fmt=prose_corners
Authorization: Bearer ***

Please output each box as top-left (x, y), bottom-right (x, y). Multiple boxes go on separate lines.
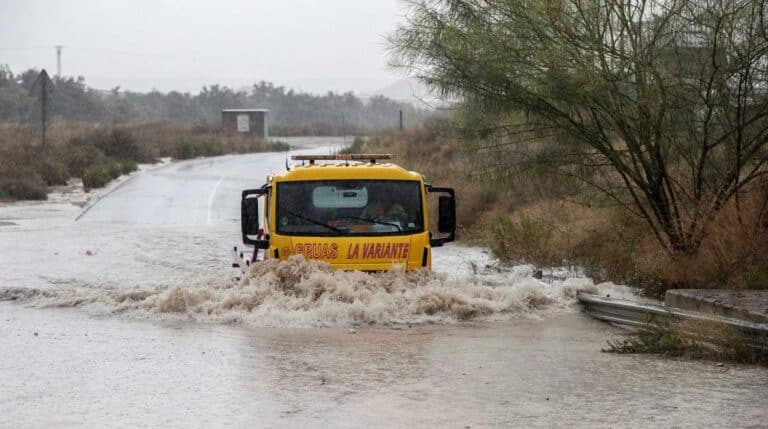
top-left (221, 109), bottom-right (269, 138)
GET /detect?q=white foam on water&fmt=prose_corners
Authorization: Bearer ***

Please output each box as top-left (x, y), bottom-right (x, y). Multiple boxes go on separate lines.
top-left (0, 246), bottom-right (634, 328)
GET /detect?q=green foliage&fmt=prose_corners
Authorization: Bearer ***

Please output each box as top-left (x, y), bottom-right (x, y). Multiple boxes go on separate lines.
top-left (605, 320), bottom-right (768, 365)
top-left (265, 140), bottom-right (291, 152)
top-left (0, 121), bottom-right (300, 200)
top-left (66, 143), bottom-right (105, 178)
top-left (0, 65), bottom-right (32, 121)
top-left (81, 163), bottom-right (111, 190)
top-left (80, 159), bottom-right (136, 190)
top-left (0, 173), bottom-right (47, 200)
top-left (106, 160), bottom-right (123, 178)
top-left (606, 323), bottom-right (687, 356)
top-left (172, 134), bottom-right (290, 160)
top-left (98, 128), bottom-right (152, 163)
top-left (173, 136), bottom-right (223, 159)
top-left (736, 259), bottom-right (768, 290)
top-left (337, 136), bottom-right (366, 154)
top-left (118, 160), bottom-right (138, 175)
top-left (38, 157), bottom-right (69, 186)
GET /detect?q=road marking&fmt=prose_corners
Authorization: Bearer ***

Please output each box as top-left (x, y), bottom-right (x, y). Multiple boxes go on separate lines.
top-left (207, 175), bottom-right (224, 225)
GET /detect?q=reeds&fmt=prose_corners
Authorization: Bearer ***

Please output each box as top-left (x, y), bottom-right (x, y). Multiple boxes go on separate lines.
top-left (0, 121), bottom-right (289, 199)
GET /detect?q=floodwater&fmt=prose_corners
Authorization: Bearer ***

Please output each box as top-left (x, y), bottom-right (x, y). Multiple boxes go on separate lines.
top-left (1, 137), bottom-right (767, 427)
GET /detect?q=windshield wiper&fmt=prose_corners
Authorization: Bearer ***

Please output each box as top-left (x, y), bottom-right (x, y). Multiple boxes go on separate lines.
top-left (286, 211), bottom-right (342, 233)
top-left (340, 216), bottom-right (402, 232)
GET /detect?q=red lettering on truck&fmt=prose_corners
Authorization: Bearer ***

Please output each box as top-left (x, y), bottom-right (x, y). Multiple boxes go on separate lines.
top-left (294, 243), bottom-right (338, 259)
top-left (346, 242), bottom-right (409, 260)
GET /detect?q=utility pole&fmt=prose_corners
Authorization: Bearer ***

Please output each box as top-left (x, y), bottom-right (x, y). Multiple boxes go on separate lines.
top-left (399, 109), bottom-right (404, 132)
top-left (55, 45), bottom-right (63, 78)
top-left (341, 112), bottom-right (347, 147)
top-left (40, 69), bottom-right (50, 148)
top-left (30, 70), bottom-right (54, 148)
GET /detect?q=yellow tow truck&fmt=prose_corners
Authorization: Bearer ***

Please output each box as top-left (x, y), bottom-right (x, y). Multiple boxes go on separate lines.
top-left (238, 154), bottom-right (456, 271)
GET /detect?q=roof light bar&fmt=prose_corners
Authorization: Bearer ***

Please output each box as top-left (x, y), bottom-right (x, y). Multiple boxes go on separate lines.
top-left (291, 154), bottom-right (393, 162)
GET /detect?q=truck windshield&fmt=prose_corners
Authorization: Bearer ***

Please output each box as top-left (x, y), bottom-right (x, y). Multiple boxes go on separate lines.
top-left (276, 180), bottom-right (423, 236)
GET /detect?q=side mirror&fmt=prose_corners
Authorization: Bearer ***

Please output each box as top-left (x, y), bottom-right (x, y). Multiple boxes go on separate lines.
top-left (427, 186), bottom-right (456, 247)
top-left (241, 188), bottom-right (269, 248)
top-left (438, 195), bottom-right (455, 234)
top-left (242, 196), bottom-right (259, 235)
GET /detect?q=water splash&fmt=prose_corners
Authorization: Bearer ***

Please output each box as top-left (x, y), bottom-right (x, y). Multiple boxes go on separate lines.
top-left (0, 253), bottom-right (631, 327)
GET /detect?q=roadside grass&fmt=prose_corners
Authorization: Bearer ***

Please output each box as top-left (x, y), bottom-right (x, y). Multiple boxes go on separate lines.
top-left (0, 121), bottom-right (290, 200)
top-left (167, 133), bottom-right (289, 160)
top-left (0, 173), bottom-right (48, 200)
top-left (604, 320), bottom-right (768, 366)
top-left (337, 136), bottom-right (366, 155)
top-left (343, 118), bottom-right (768, 363)
top-left (270, 122), bottom-right (372, 138)
top-left (356, 118), bottom-right (768, 363)
top-left (82, 159), bottom-right (138, 190)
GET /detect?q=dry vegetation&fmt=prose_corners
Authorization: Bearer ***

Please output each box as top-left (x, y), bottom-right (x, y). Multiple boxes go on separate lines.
top-left (355, 117), bottom-right (768, 365)
top-left (358, 119), bottom-right (768, 298)
top-left (0, 121), bottom-right (289, 199)
top-left (605, 319), bottom-right (768, 365)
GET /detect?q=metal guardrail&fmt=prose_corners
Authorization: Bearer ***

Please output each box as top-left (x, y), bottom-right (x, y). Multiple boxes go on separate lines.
top-left (577, 292), bottom-right (768, 337)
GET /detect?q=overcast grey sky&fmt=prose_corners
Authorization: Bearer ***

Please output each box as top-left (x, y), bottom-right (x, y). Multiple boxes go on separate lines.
top-left (0, 0), bottom-right (409, 94)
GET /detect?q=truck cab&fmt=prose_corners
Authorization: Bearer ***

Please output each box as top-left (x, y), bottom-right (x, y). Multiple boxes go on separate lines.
top-left (240, 154), bottom-right (456, 271)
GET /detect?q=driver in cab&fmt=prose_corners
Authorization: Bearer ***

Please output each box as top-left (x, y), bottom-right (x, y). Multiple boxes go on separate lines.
top-left (360, 191), bottom-right (406, 220)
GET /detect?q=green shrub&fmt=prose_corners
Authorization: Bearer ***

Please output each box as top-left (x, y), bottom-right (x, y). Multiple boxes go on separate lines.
top-left (338, 136), bottom-right (365, 154)
top-left (735, 258), bottom-right (768, 290)
top-left (199, 140), bottom-right (219, 156)
top-left (174, 139), bottom-right (197, 159)
top-left (173, 136), bottom-right (224, 159)
top-left (66, 144), bottom-right (104, 177)
top-left (0, 173), bottom-right (48, 200)
top-left (70, 128), bottom-right (152, 163)
top-left (67, 129), bottom-right (106, 148)
top-left (605, 319), bottom-right (768, 365)
top-left (81, 159), bottom-right (136, 190)
top-left (102, 128), bottom-right (142, 161)
top-left (105, 161), bottom-right (122, 179)
top-left (38, 157), bottom-right (70, 185)
top-left (81, 164), bottom-right (111, 189)
top-left (119, 160), bottom-right (138, 175)
top-left (266, 140), bottom-right (290, 152)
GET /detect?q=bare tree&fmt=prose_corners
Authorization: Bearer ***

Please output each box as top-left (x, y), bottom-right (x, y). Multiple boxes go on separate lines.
top-left (391, 0), bottom-right (768, 254)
